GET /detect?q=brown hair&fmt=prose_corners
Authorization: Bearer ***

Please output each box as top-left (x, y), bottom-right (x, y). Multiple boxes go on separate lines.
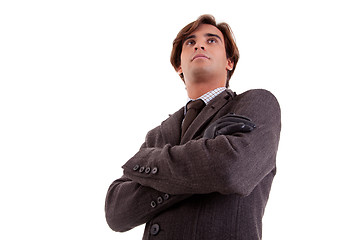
top-left (170, 14), bottom-right (239, 88)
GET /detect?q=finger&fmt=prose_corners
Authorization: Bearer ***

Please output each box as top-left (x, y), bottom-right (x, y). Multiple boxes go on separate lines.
top-left (217, 122), bottom-right (255, 135)
top-left (215, 117), bottom-right (256, 129)
top-left (223, 113), bottom-right (252, 122)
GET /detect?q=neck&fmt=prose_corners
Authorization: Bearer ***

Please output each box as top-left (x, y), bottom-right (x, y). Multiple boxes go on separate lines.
top-left (185, 81), bottom-right (226, 99)
top-left (184, 72), bottom-right (227, 99)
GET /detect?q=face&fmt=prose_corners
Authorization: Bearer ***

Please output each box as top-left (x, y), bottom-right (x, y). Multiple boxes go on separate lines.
top-left (177, 24), bottom-right (233, 84)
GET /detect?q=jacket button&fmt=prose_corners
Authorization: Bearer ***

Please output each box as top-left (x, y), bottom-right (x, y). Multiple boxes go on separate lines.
top-left (150, 201), bottom-right (157, 208)
top-left (139, 166), bottom-right (145, 173)
top-left (150, 223), bottom-right (160, 236)
top-left (145, 167), bottom-right (151, 174)
top-left (133, 165), bottom-right (140, 171)
top-left (151, 167), bottom-right (158, 174)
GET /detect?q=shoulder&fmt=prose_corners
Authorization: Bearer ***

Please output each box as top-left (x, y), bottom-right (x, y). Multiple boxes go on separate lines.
top-left (235, 89), bottom-right (279, 104)
top-left (143, 107), bottom-right (184, 148)
top-left (233, 89), bottom-right (280, 111)
top-left (229, 89), bottom-right (281, 125)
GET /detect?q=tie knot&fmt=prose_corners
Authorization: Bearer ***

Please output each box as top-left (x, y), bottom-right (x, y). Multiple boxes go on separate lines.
top-left (186, 99), bottom-right (205, 111)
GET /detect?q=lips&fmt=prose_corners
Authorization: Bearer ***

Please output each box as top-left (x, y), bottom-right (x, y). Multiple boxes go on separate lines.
top-left (191, 54), bottom-right (209, 61)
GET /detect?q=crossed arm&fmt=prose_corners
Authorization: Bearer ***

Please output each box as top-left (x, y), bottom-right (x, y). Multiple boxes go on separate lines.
top-left (105, 89), bottom-right (281, 232)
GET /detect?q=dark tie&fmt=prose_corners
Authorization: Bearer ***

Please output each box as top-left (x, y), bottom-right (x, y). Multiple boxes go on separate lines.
top-left (181, 99), bottom-right (206, 137)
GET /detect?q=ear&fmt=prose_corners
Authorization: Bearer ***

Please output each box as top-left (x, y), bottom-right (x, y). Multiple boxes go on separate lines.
top-left (176, 65), bottom-right (183, 74)
top-left (226, 59), bottom-right (234, 71)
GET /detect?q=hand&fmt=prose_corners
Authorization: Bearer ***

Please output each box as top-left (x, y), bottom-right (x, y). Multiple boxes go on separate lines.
top-left (203, 113), bottom-right (256, 139)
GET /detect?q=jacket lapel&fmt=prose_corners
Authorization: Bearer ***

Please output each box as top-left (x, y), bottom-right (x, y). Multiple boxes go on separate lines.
top-left (160, 107), bottom-right (184, 146)
top-left (180, 89), bottom-right (235, 144)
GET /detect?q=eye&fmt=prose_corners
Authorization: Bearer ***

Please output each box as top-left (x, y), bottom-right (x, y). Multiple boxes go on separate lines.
top-left (185, 40), bottom-right (195, 46)
top-left (207, 38), bottom-right (217, 44)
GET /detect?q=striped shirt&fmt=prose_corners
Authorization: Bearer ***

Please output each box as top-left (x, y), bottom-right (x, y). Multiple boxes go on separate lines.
top-left (184, 87), bottom-right (226, 114)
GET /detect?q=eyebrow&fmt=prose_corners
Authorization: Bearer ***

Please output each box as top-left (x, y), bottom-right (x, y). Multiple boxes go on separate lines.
top-left (184, 33), bottom-right (223, 42)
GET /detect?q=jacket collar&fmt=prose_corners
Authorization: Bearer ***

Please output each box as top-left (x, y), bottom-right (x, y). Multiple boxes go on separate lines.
top-left (160, 89), bottom-right (235, 146)
top-left (180, 89), bottom-right (235, 144)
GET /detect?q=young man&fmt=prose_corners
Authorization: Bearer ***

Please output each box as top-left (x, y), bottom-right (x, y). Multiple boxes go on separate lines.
top-left (105, 15), bottom-right (281, 240)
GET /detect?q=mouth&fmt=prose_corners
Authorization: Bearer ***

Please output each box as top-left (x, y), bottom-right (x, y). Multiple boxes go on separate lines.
top-left (192, 54), bottom-right (209, 61)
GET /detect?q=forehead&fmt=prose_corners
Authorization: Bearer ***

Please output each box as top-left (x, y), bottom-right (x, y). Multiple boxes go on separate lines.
top-left (187, 24), bottom-right (224, 40)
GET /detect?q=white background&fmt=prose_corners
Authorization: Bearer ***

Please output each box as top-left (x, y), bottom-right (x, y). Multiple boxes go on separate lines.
top-left (1, 0), bottom-right (359, 239)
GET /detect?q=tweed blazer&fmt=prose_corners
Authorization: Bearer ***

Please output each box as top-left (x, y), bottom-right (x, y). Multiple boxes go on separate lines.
top-left (105, 89), bottom-right (281, 240)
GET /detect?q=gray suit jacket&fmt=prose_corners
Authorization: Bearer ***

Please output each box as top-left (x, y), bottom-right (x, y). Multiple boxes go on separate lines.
top-left (105, 89), bottom-right (281, 239)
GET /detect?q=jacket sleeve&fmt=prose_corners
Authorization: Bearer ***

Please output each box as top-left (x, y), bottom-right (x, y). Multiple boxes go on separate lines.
top-left (122, 89), bottom-right (281, 196)
top-left (105, 121), bottom-right (191, 232)
top-left (105, 175), bottom-right (190, 232)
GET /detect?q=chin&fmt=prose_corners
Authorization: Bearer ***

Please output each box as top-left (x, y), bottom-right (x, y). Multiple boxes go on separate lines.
top-left (192, 66), bottom-right (213, 77)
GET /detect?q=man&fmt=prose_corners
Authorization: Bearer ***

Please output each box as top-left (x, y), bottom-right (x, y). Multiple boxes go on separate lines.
top-left (105, 15), bottom-right (281, 240)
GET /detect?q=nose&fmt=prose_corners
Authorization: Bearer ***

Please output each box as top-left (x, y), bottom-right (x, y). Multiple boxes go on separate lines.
top-left (194, 43), bottom-right (205, 51)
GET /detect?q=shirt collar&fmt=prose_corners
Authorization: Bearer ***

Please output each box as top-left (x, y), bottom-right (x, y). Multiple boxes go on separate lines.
top-left (184, 87), bottom-right (226, 113)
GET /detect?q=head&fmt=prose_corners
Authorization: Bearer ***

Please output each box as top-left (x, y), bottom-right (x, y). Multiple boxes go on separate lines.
top-left (170, 14), bottom-right (239, 88)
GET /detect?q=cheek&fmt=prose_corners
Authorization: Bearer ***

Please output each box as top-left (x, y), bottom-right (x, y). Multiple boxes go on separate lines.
top-left (181, 48), bottom-right (190, 59)
top-left (180, 52), bottom-right (185, 62)
top-left (180, 51), bottom-right (190, 67)
top-left (214, 50), bottom-right (229, 66)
